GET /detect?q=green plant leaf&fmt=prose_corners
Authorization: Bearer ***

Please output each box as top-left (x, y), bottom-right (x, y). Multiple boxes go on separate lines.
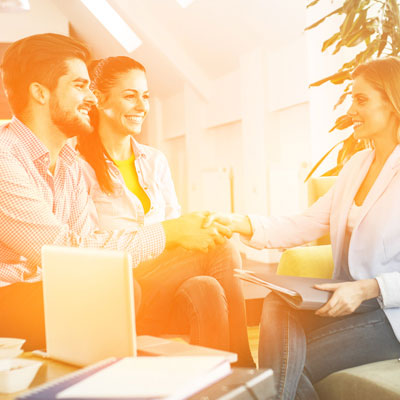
top-left (307, 0), bottom-right (320, 8)
top-left (333, 39), bottom-right (344, 54)
top-left (330, 70), bottom-right (353, 85)
top-left (321, 165), bottom-right (343, 177)
top-left (304, 139), bottom-right (346, 181)
top-left (306, 0), bottom-right (398, 179)
top-left (340, 7), bottom-right (357, 37)
top-left (309, 70), bottom-right (351, 87)
top-left (336, 136), bottom-right (370, 166)
top-left (345, 26), bottom-right (375, 47)
top-left (340, 38), bottom-right (380, 70)
top-left (377, 33), bottom-right (388, 56)
top-left (334, 91), bottom-right (351, 110)
top-left (322, 32), bottom-right (341, 52)
top-left (329, 115), bottom-right (353, 132)
top-left (305, 7), bottom-right (343, 31)
top-left (310, 70), bottom-right (352, 87)
top-left (343, 0), bottom-right (363, 13)
top-left (343, 9), bottom-right (368, 41)
top-left (337, 135), bottom-right (359, 165)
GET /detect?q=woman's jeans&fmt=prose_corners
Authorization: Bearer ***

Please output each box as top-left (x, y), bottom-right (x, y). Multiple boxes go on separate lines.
top-left (134, 240), bottom-right (255, 367)
top-left (259, 293), bottom-right (400, 400)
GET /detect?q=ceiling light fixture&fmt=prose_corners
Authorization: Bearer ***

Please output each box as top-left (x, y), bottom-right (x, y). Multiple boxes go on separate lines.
top-left (80, 0), bottom-right (142, 53)
top-left (176, 0), bottom-right (195, 8)
top-left (0, 0), bottom-right (30, 12)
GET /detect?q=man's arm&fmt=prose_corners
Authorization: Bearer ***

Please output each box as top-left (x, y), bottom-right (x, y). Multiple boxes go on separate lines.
top-left (0, 154), bottom-right (228, 273)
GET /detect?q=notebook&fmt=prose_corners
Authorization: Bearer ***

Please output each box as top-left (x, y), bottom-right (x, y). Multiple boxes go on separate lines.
top-left (41, 245), bottom-right (237, 367)
top-left (16, 356), bottom-right (231, 400)
top-left (234, 269), bottom-right (344, 309)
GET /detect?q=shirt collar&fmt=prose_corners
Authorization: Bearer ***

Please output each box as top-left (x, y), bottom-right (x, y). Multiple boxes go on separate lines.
top-left (10, 117), bottom-right (49, 162)
top-left (9, 116), bottom-right (77, 166)
top-left (105, 135), bottom-right (147, 167)
top-left (388, 144), bottom-right (400, 170)
top-left (130, 136), bottom-right (147, 160)
top-left (59, 142), bottom-right (78, 166)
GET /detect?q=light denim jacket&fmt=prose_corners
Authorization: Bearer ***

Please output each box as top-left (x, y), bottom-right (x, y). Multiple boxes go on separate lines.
top-left (80, 137), bottom-right (181, 231)
top-left (246, 146), bottom-right (400, 342)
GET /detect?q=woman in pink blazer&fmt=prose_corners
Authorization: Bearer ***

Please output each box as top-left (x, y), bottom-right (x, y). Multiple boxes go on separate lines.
top-left (206, 57), bottom-right (400, 399)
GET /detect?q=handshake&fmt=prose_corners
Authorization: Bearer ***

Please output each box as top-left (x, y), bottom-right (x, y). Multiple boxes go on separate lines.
top-left (162, 211), bottom-right (253, 253)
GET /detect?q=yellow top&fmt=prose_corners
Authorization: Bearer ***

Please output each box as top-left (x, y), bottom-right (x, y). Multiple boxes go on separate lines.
top-left (113, 153), bottom-right (151, 213)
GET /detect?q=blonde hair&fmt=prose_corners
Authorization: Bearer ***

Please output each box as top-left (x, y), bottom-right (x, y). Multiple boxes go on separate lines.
top-left (353, 57), bottom-right (400, 142)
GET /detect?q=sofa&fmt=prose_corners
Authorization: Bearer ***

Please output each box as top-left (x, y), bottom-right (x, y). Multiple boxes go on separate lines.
top-left (277, 245), bottom-right (400, 400)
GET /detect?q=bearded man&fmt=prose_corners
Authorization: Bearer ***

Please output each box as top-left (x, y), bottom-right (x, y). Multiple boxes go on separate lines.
top-left (0, 33), bottom-right (229, 350)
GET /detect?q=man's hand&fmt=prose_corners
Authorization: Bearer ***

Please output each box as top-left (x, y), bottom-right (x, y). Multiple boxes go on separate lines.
top-left (162, 212), bottom-right (232, 252)
top-left (315, 279), bottom-right (380, 317)
top-left (202, 212), bottom-right (253, 237)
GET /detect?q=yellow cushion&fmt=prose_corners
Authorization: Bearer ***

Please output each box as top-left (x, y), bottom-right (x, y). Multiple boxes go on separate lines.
top-left (276, 245), bottom-right (334, 279)
top-left (307, 177), bottom-right (336, 246)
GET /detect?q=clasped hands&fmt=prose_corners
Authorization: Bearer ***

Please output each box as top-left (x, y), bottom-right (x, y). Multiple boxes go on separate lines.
top-left (162, 211), bottom-right (251, 253)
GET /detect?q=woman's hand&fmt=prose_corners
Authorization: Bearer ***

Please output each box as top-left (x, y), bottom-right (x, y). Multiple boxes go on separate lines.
top-left (315, 279), bottom-right (380, 317)
top-left (162, 212), bottom-right (232, 253)
top-left (202, 212), bottom-right (253, 237)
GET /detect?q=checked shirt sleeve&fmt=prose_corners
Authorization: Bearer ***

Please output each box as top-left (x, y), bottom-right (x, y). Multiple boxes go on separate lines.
top-left (0, 152), bottom-right (165, 285)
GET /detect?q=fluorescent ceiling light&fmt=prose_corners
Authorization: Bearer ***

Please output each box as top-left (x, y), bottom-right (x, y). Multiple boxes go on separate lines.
top-left (80, 0), bottom-right (142, 53)
top-left (176, 0), bottom-right (195, 8)
top-left (0, 0), bottom-right (30, 12)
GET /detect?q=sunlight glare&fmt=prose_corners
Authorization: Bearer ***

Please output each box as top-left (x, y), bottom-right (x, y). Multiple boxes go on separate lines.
top-left (80, 0), bottom-right (142, 53)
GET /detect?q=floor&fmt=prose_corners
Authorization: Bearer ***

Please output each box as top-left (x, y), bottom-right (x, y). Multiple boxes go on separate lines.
top-left (248, 325), bottom-right (260, 367)
top-left (241, 256), bottom-right (276, 368)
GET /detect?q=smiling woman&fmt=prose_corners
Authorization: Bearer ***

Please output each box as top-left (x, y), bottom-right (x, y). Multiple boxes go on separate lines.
top-left (77, 56), bottom-right (255, 367)
top-left (202, 56), bottom-right (400, 398)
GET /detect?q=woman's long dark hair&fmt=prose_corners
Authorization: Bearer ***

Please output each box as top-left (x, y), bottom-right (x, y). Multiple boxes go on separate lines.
top-left (77, 56), bottom-right (146, 194)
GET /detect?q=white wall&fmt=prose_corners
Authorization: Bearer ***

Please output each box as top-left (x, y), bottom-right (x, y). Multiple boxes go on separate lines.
top-left (148, 1), bottom-right (360, 223)
top-left (146, 23), bottom-right (316, 263)
top-left (141, 0), bottom-right (364, 265)
top-left (305, 0), bottom-right (358, 170)
top-left (154, 43), bottom-right (313, 219)
top-left (0, 0), bottom-right (69, 42)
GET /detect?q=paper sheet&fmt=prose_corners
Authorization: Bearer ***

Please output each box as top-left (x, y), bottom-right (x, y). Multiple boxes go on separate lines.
top-left (57, 356), bottom-right (229, 399)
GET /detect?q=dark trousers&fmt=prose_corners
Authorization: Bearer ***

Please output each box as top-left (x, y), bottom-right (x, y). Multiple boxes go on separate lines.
top-left (134, 241), bottom-right (254, 366)
top-left (259, 293), bottom-right (400, 400)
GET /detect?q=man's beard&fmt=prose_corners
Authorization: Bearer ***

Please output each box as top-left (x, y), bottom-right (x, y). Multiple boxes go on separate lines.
top-left (49, 97), bottom-right (93, 139)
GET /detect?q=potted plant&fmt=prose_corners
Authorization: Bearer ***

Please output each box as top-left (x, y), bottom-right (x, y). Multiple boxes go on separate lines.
top-left (305, 0), bottom-right (400, 181)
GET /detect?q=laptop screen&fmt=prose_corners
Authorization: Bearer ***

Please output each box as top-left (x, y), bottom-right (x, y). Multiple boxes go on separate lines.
top-left (41, 245), bottom-right (136, 366)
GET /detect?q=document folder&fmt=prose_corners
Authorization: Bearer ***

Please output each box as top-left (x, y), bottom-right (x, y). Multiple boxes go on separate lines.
top-left (235, 269), bottom-right (344, 309)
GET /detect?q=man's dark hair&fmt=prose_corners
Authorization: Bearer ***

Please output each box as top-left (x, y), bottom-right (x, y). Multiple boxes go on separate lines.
top-left (1, 33), bottom-right (91, 117)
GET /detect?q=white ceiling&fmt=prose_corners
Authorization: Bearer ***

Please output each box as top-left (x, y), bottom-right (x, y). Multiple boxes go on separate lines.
top-left (53, 0), bottom-right (306, 98)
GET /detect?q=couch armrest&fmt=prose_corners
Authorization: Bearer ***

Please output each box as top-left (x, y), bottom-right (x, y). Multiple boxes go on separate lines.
top-left (276, 245), bottom-right (334, 279)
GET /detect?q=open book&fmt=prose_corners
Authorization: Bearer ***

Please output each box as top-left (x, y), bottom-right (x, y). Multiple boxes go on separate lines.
top-left (17, 356), bottom-right (231, 400)
top-left (235, 269), bottom-right (344, 309)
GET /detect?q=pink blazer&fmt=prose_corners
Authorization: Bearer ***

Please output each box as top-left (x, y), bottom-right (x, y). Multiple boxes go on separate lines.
top-left (247, 146), bottom-right (400, 341)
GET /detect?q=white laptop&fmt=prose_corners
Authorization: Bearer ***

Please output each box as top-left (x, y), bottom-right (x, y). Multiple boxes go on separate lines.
top-left (41, 245), bottom-right (237, 367)
top-left (42, 245), bottom-right (137, 366)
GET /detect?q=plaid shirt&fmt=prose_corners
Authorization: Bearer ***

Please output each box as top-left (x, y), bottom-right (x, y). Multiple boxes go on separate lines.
top-left (0, 118), bottom-right (165, 286)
